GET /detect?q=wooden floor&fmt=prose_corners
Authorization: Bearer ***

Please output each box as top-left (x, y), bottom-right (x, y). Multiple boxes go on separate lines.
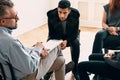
top-left (16, 24), bottom-right (101, 80)
top-left (16, 24), bottom-right (101, 47)
top-left (80, 26), bottom-right (101, 32)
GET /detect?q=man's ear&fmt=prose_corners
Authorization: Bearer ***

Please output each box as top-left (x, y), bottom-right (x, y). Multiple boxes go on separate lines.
top-left (0, 19), bottom-right (5, 26)
top-left (68, 9), bottom-right (71, 13)
top-left (0, 19), bottom-right (5, 24)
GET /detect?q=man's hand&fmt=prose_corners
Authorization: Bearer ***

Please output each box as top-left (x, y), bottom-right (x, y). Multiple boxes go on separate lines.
top-left (40, 49), bottom-right (48, 59)
top-left (104, 51), bottom-right (115, 59)
top-left (61, 40), bottom-right (67, 50)
top-left (34, 42), bottom-right (48, 58)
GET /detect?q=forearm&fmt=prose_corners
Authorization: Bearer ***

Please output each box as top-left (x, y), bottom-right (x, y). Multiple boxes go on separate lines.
top-left (102, 23), bottom-right (119, 34)
top-left (10, 47), bottom-right (40, 73)
top-left (10, 41), bottom-right (43, 73)
top-left (102, 22), bottom-right (109, 30)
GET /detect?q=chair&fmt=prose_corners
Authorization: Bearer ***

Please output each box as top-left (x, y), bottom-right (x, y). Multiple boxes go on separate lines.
top-left (92, 36), bottom-right (119, 80)
top-left (0, 63), bottom-right (6, 80)
top-left (92, 75), bottom-right (112, 80)
top-left (103, 35), bottom-right (120, 53)
top-left (0, 61), bottom-right (16, 80)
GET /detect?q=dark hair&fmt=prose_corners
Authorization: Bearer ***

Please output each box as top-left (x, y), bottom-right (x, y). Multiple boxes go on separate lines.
top-left (109, 0), bottom-right (120, 14)
top-left (0, 0), bottom-right (14, 18)
top-left (58, 0), bottom-right (71, 8)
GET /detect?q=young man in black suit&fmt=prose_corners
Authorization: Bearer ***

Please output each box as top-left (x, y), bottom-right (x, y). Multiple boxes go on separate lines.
top-left (46, 0), bottom-right (80, 80)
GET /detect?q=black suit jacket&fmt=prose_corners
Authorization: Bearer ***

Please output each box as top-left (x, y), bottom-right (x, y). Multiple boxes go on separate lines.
top-left (47, 8), bottom-right (80, 43)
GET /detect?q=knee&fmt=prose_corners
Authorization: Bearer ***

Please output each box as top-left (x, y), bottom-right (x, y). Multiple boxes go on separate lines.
top-left (78, 62), bottom-right (86, 71)
top-left (95, 30), bottom-right (107, 39)
top-left (95, 31), bottom-right (103, 38)
top-left (57, 56), bottom-right (65, 67)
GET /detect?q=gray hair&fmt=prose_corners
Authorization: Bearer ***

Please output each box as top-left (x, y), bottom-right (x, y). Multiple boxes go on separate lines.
top-left (0, 0), bottom-right (14, 19)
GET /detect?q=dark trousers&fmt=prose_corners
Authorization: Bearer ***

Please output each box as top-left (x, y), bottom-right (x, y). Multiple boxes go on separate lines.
top-left (67, 38), bottom-right (80, 74)
top-left (92, 29), bottom-right (120, 53)
top-left (92, 30), bottom-right (108, 53)
top-left (78, 54), bottom-right (120, 80)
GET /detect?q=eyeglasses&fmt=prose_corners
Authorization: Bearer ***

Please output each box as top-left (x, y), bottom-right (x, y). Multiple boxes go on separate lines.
top-left (1, 15), bottom-right (19, 20)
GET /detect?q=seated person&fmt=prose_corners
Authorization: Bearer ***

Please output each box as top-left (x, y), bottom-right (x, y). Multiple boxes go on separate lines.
top-left (0, 0), bottom-right (65, 80)
top-left (78, 51), bottom-right (120, 80)
top-left (92, 0), bottom-right (120, 53)
top-left (47, 0), bottom-right (80, 80)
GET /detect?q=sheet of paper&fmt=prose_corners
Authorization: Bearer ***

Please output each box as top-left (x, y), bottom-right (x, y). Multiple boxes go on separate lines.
top-left (43, 40), bottom-right (62, 53)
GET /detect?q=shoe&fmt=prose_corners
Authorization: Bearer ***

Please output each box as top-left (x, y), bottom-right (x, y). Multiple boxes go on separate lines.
top-left (75, 74), bottom-right (80, 80)
top-left (44, 72), bottom-right (53, 80)
top-left (72, 68), bottom-right (80, 80)
top-left (65, 61), bottom-right (75, 74)
top-left (73, 72), bottom-right (80, 80)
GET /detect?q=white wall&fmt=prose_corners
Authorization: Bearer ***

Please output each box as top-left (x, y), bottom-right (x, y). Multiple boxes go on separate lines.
top-left (12, 0), bottom-right (49, 36)
top-left (11, 0), bottom-right (109, 36)
top-left (11, 0), bottom-right (79, 36)
top-left (78, 0), bottom-right (109, 28)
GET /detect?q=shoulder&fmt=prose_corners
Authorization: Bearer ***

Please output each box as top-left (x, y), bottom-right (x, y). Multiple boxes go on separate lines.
top-left (104, 3), bottom-right (109, 8)
top-left (0, 34), bottom-right (15, 52)
top-left (103, 3), bottom-right (109, 11)
top-left (69, 7), bottom-right (80, 18)
top-left (47, 8), bottom-right (58, 18)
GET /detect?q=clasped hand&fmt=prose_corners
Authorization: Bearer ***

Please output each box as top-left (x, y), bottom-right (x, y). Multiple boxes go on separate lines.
top-left (108, 27), bottom-right (118, 36)
top-left (61, 40), bottom-right (67, 50)
top-left (104, 51), bottom-right (115, 59)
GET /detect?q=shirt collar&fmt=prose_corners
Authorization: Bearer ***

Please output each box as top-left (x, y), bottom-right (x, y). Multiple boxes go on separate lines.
top-left (0, 26), bottom-right (12, 34)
